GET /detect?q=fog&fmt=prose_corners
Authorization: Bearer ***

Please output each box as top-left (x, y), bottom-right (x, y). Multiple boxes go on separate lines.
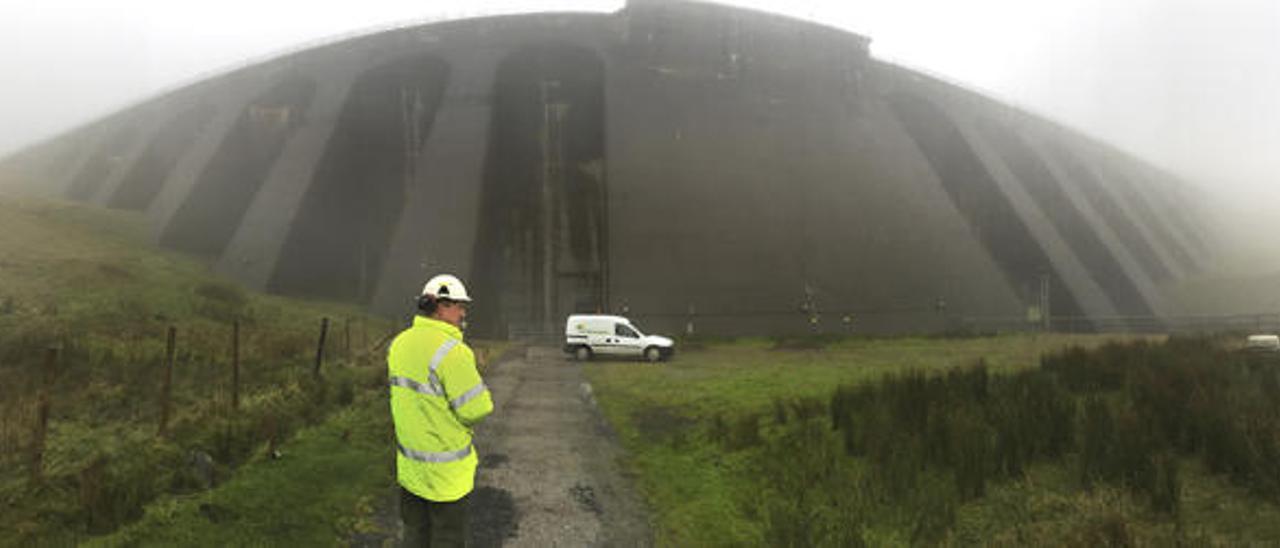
top-left (1, 0), bottom-right (1276, 268)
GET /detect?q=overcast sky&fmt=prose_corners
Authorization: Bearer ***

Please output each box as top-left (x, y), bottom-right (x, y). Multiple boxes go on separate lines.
top-left (0, 0), bottom-right (1276, 200)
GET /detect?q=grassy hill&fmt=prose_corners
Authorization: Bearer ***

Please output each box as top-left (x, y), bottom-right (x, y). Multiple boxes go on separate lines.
top-left (0, 192), bottom-right (506, 546)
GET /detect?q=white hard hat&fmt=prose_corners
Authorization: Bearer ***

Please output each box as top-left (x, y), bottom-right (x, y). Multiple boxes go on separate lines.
top-left (421, 274), bottom-right (472, 302)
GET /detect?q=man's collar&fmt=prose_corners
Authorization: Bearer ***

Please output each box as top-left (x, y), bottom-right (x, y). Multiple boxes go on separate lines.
top-left (414, 315), bottom-right (463, 339)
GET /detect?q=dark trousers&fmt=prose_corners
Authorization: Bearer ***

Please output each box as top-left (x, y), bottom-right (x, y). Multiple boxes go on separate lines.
top-left (400, 487), bottom-right (470, 548)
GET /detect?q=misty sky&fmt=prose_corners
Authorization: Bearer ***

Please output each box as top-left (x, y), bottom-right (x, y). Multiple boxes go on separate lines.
top-left (0, 0), bottom-right (1276, 199)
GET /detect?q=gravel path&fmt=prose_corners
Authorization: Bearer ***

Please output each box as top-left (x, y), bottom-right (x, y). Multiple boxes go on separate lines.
top-left (468, 346), bottom-right (652, 547)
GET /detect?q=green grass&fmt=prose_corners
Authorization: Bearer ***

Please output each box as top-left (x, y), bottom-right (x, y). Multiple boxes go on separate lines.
top-left (85, 389), bottom-right (395, 547)
top-left (0, 194), bottom-right (420, 545)
top-left (585, 334), bottom-right (1280, 546)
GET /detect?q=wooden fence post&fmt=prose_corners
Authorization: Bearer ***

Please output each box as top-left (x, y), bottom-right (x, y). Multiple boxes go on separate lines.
top-left (29, 347), bottom-right (57, 483)
top-left (344, 318), bottom-right (352, 361)
top-left (231, 320), bottom-right (240, 412)
top-left (158, 326), bottom-right (176, 437)
top-left (360, 319), bottom-right (368, 355)
top-left (313, 317), bottom-right (329, 378)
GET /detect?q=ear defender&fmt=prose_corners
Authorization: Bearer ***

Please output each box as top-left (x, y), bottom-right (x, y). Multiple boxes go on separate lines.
top-left (417, 294), bottom-right (438, 315)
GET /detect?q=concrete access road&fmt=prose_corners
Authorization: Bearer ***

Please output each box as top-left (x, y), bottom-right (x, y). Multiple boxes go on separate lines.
top-left (468, 346), bottom-right (652, 547)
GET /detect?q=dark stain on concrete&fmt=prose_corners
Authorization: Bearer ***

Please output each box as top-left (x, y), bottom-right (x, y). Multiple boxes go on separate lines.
top-left (481, 453), bottom-right (509, 469)
top-left (569, 483), bottom-right (603, 516)
top-left (470, 486), bottom-right (519, 548)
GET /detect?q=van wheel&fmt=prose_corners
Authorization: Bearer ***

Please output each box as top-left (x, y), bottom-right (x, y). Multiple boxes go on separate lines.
top-left (575, 346), bottom-right (593, 361)
top-left (644, 347), bottom-right (662, 363)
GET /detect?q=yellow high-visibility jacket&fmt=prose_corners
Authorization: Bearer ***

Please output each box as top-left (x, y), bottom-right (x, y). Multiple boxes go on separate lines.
top-left (387, 316), bottom-right (493, 502)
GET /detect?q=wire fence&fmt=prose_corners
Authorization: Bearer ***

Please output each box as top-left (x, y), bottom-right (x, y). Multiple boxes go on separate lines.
top-left (0, 314), bottom-right (396, 481)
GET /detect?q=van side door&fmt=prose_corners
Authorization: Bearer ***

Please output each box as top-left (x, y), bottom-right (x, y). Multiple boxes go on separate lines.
top-left (585, 321), bottom-right (614, 355)
top-left (613, 323), bottom-right (644, 357)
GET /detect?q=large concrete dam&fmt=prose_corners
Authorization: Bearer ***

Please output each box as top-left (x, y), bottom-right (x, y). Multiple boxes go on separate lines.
top-left (0, 0), bottom-right (1217, 337)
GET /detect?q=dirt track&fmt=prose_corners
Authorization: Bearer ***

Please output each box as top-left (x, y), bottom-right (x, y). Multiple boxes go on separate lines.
top-left (467, 346), bottom-right (652, 547)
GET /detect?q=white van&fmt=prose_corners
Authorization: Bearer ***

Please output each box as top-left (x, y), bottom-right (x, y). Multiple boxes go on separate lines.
top-left (564, 314), bottom-right (675, 362)
top-left (1246, 334), bottom-right (1280, 352)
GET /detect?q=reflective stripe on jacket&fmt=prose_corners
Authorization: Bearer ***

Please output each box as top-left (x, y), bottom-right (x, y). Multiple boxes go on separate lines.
top-left (388, 316), bottom-right (494, 502)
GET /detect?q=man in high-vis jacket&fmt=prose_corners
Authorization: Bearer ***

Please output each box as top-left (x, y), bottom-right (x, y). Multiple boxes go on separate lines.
top-left (388, 274), bottom-right (493, 547)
